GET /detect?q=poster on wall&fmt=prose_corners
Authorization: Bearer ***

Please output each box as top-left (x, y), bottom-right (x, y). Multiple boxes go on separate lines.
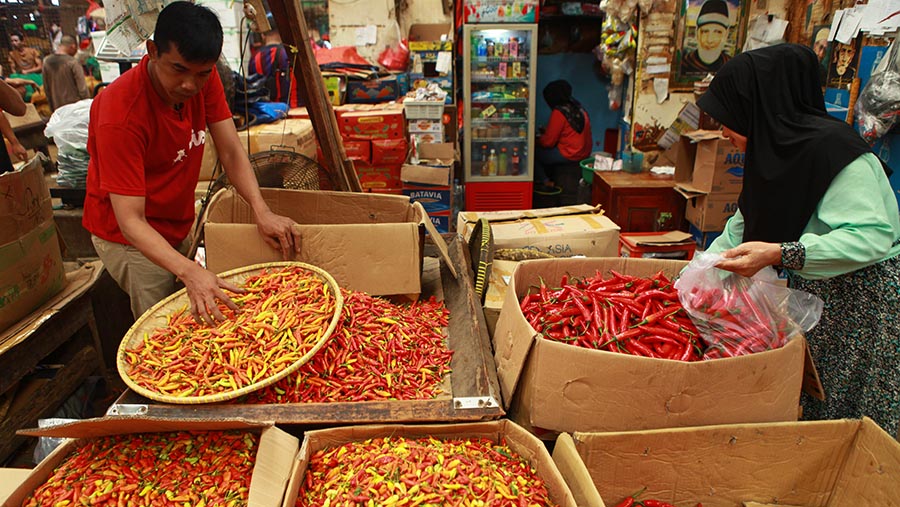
top-left (671, 0), bottom-right (746, 89)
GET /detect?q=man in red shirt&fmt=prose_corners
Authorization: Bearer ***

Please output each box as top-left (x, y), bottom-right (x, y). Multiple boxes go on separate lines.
top-left (83, 1), bottom-right (301, 324)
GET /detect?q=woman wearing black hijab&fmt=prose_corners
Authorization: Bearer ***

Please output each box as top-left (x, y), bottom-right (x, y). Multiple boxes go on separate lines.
top-left (697, 43), bottom-right (900, 435)
top-left (535, 79), bottom-right (592, 190)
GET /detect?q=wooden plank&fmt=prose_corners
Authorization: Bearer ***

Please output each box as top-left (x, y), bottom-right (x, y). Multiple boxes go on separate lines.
top-left (0, 296), bottom-right (95, 395)
top-left (109, 236), bottom-right (504, 424)
top-left (0, 338), bottom-right (101, 463)
top-left (268, 1), bottom-right (362, 192)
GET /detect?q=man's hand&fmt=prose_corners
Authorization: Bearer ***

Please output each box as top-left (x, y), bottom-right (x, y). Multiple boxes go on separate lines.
top-left (715, 241), bottom-right (782, 278)
top-left (179, 262), bottom-right (245, 326)
top-left (255, 209), bottom-right (301, 259)
top-left (9, 140), bottom-right (27, 161)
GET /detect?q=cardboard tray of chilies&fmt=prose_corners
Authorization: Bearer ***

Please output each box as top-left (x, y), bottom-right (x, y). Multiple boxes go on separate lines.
top-left (107, 234), bottom-right (505, 426)
top-left (492, 257), bottom-right (823, 438)
top-left (3, 417), bottom-right (298, 507)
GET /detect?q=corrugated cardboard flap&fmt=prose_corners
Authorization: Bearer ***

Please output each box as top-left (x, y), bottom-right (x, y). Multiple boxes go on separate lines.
top-left (827, 417), bottom-right (900, 505)
top-left (413, 201), bottom-right (456, 278)
top-left (684, 129), bottom-right (727, 142)
top-left (622, 231), bottom-right (693, 246)
top-left (551, 433), bottom-right (605, 507)
top-left (459, 204), bottom-right (602, 227)
top-left (401, 164), bottom-right (451, 186)
top-left (674, 184), bottom-right (709, 199)
top-left (0, 154), bottom-right (53, 246)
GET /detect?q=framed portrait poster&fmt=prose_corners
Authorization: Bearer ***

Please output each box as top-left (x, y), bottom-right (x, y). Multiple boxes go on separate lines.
top-left (671, 0), bottom-right (747, 89)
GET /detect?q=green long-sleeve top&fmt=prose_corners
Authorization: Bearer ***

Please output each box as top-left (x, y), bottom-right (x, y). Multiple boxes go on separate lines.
top-left (705, 152), bottom-right (900, 280)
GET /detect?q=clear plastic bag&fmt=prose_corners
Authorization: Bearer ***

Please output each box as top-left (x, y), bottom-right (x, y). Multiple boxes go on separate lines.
top-left (674, 252), bottom-right (823, 359)
top-left (33, 418), bottom-right (79, 463)
top-left (44, 99), bottom-right (92, 154)
top-left (856, 39), bottom-right (900, 145)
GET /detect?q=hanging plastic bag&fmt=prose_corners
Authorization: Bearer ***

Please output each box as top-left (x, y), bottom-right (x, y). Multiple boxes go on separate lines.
top-left (378, 21), bottom-right (409, 71)
top-left (44, 99), bottom-right (92, 154)
top-left (856, 38), bottom-right (900, 145)
top-left (674, 252), bottom-right (824, 359)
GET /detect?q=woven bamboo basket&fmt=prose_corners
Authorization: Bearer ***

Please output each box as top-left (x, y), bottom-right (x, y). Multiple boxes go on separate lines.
top-left (116, 261), bottom-right (343, 405)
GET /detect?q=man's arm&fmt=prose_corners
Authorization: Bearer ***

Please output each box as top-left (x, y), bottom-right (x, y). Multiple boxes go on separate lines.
top-left (0, 108), bottom-right (27, 162)
top-left (0, 79), bottom-right (27, 116)
top-left (71, 59), bottom-right (90, 100)
top-left (109, 192), bottom-right (243, 325)
top-left (29, 50), bottom-right (43, 74)
top-left (207, 117), bottom-right (302, 256)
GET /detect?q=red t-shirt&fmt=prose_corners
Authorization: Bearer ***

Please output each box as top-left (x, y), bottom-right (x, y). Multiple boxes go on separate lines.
top-left (538, 109), bottom-right (593, 161)
top-left (83, 55), bottom-right (232, 246)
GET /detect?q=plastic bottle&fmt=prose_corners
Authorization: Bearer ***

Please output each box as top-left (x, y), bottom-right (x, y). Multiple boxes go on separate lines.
top-left (511, 147), bottom-right (520, 175)
top-left (451, 178), bottom-right (465, 225)
top-left (498, 147), bottom-right (509, 175)
top-left (479, 144), bottom-right (489, 176)
top-left (487, 149), bottom-right (498, 176)
top-left (477, 36), bottom-right (487, 57)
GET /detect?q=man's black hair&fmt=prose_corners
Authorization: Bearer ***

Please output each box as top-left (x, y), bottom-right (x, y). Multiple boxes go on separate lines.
top-left (10, 30), bottom-right (24, 40)
top-left (154, 1), bottom-right (223, 63)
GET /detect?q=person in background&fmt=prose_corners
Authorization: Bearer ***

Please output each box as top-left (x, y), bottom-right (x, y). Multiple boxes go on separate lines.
top-left (697, 44), bottom-right (900, 436)
top-left (8, 31), bottom-right (43, 76)
top-left (83, 1), bottom-right (301, 324)
top-left (42, 35), bottom-right (90, 111)
top-left (681, 0), bottom-right (733, 74)
top-left (50, 23), bottom-right (64, 53)
top-left (534, 79), bottom-right (592, 189)
top-left (248, 25), bottom-right (297, 107)
top-left (811, 27), bottom-right (830, 84)
top-left (0, 78), bottom-right (28, 173)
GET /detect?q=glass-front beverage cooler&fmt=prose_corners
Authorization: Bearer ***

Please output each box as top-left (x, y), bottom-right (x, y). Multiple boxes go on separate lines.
top-left (462, 24), bottom-right (538, 211)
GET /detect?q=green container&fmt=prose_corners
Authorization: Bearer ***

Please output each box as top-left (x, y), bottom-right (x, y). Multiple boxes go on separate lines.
top-left (579, 158), bottom-right (595, 184)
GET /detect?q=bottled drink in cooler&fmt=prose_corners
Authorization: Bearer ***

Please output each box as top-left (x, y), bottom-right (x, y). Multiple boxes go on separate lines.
top-left (498, 147), bottom-right (509, 175)
top-left (511, 147), bottom-right (520, 175)
top-left (487, 149), bottom-right (498, 176)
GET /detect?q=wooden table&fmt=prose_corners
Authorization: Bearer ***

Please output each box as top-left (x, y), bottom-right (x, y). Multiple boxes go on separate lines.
top-left (591, 170), bottom-right (686, 232)
top-left (0, 264), bottom-right (105, 464)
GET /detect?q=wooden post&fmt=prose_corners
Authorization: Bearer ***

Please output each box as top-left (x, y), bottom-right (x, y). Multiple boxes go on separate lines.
top-left (268, 2), bottom-right (362, 192)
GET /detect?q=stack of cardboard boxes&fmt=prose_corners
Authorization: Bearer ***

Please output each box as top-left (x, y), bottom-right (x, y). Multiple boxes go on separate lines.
top-left (668, 130), bottom-right (744, 249)
top-left (401, 143), bottom-right (455, 233)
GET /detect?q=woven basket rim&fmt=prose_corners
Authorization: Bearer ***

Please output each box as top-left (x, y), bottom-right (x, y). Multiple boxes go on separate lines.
top-left (116, 261), bottom-right (343, 405)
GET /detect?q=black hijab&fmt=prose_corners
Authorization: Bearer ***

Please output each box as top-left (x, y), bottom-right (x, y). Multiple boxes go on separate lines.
top-left (543, 79), bottom-right (586, 134)
top-left (697, 43), bottom-right (887, 244)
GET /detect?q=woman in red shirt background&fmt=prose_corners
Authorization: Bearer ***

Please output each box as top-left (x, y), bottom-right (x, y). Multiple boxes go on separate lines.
top-left (535, 79), bottom-right (592, 190)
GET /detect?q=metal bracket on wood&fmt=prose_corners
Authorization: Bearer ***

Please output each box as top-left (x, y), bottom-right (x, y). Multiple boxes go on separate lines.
top-left (453, 396), bottom-right (500, 410)
top-left (106, 404), bottom-right (148, 417)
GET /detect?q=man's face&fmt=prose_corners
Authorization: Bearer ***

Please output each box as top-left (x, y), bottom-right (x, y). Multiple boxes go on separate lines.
top-left (10, 35), bottom-right (22, 50)
top-left (698, 24), bottom-right (727, 52)
top-left (813, 39), bottom-right (828, 61)
top-left (147, 41), bottom-right (216, 106)
top-left (836, 43), bottom-right (855, 68)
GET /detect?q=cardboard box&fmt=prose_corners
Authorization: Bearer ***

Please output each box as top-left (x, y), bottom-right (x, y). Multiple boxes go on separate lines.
top-left (689, 222), bottom-right (722, 250)
top-left (338, 109), bottom-right (405, 141)
top-left (203, 188), bottom-right (452, 297)
top-left (407, 118), bottom-right (444, 134)
top-left (683, 191), bottom-right (739, 232)
top-left (370, 138), bottom-right (409, 165)
top-left (619, 231), bottom-right (696, 260)
top-left (483, 259), bottom-right (519, 336)
top-left (401, 147), bottom-right (454, 215)
top-left (283, 420), bottom-right (578, 507)
top-left (428, 211), bottom-right (450, 234)
top-left (411, 132), bottom-right (443, 144)
top-left (323, 75), bottom-right (343, 106)
top-left (673, 130), bottom-right (744, 195)
top-left (553, 418), bottom-right (900, 507)
top-left (493, 257), bottom-right (814, 436)
top-left (318, 139), bottom-right (370, 164)
top-left (0, 156), bottom-right (66, 333)
top-left (199, 119), bottom-right (317, 181)
top-left (461, 0), bottom-right (539, 22)
top-left (2, 418), bottom-right (298, 507)
top-left (456, 205), bottom-right (620, 258)
top-left (407, 23), bottom-right (453, 52)
top-left (355, 162), bottom-right (402, 190)
top-left (345, 75), bottom-right (401, 104)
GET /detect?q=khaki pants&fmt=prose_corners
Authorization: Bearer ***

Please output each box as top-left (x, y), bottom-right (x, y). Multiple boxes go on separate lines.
top-left (91, 235), bottom-right (189, 319)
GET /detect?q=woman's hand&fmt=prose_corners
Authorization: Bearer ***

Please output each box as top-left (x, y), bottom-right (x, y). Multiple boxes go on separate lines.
top-left (255, 209), bottom-right (301, 259)
top-left (180, 262), bottom-right (243, 326)
top-left (9, 140), bottom-right (27, 161)
top-left (715, 241), bottom-right (781, 277)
